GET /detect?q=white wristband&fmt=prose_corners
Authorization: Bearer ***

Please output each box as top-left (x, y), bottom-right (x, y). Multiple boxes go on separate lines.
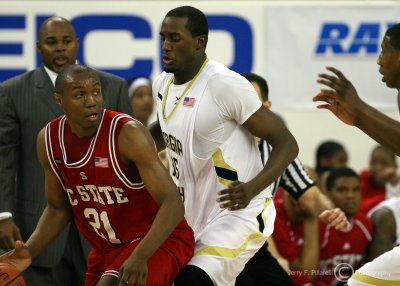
top-left (0, 212), bottom-right (12, 221)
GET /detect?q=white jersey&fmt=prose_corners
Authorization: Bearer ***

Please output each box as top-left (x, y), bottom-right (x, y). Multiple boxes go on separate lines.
top-left (368, 197), bottom-right (400, 246)
top-left (153, 59), bottom-right (274, 285)
top-left (347, 246), bottom-right (400, 286)
top-left (153, 59), bottom-right (271, 236)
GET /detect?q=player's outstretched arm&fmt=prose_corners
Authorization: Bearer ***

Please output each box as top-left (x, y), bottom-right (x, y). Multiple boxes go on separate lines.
top-left (314, 67), bottom-right (400, 156)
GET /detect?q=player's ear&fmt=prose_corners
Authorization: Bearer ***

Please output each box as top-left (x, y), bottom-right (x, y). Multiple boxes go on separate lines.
top-left (263, 100), bottom-right (271, 109)
top-left (196, 35), bottom-right (207, 49)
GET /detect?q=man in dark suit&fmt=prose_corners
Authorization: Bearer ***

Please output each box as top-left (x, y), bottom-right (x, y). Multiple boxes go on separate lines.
top-left (0, 16), bottom-right (132, 285)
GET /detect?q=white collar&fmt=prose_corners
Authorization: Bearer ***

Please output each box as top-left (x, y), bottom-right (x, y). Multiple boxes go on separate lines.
top-left (44, 65), bottom-right (58, 87)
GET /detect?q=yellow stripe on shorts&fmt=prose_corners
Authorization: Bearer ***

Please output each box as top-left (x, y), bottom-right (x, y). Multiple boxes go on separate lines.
top-left (351, 272), bottom-right (400, 286)
top-left (195, 232), bottom-right (265, 258)
top-left (195, 198), bottom-right (272, 258)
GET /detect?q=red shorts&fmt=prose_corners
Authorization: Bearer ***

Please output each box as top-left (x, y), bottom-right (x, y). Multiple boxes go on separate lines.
top-left (85, 225), bottom-right (194, 286)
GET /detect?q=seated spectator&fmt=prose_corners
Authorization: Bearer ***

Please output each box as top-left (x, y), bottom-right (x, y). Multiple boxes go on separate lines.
top-left (367, 197), bottom-right (400, 260)
top-left (127, 76), bottom-right (153, 126)
top-left (360, 145), bottom-right (400, 215)
top-left (317, 167), bottom-right (373, 286)
top-left (315, 140), bottom-right (348, 191)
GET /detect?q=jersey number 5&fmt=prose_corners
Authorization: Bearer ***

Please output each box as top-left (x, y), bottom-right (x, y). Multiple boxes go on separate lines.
top-left (84, 208), bottom-right (122, 244)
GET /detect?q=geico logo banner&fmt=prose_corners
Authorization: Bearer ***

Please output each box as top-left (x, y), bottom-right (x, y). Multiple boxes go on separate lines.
top-left (0, 13), bottom-right (253, 82)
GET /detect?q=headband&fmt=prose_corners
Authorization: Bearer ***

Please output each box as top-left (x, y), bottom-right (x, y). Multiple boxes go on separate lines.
top-left (128, 77), bottom-right (151, 99)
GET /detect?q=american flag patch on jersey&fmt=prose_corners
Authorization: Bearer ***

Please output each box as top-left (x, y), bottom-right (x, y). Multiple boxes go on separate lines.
top-left (95, 157), bottom-right (109, 168)
top-left (183, 97), bottom-right (195, 107)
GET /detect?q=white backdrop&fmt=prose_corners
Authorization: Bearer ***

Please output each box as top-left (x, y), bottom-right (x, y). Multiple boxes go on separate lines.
top-left (0, 1), bottom-right (399, 171)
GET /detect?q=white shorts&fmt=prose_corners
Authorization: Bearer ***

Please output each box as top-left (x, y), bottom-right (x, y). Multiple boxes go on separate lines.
top-left (347, 246), bottom-right (400, 286)
top-left (188, 198), bottom-right (275, 286)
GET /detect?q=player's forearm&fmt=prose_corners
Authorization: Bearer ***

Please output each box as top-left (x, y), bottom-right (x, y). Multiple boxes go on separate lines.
top-left (354, 100), bottom-right (400, 156)
top-left (131, 195), bottom-right (185, 261)
top-left (266, 236), bottom-right (284, 260)
top-left (298, 187), bottom-right (334, 219)
top-left (25, 205), bottom-right (71, 258)
top-left (250, 130), bottom-right (298, 196)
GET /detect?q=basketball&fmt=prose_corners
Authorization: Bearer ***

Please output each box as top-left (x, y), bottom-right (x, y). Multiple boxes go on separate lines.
top-left (0, 263), bottom-right (26, 286)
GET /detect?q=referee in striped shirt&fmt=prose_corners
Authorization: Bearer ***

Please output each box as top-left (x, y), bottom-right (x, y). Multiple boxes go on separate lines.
top-left (236, 73), bottom-right (350, 286)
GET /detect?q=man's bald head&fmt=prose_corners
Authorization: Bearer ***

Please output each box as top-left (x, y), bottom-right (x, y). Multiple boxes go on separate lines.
top-left (36, 16), bottom-right (79, 73)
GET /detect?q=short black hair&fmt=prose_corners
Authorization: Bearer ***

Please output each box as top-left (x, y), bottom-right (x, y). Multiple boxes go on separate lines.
top-left (166, 6), bottom-right (209, 38)
top-left (55, 64), bottom-right (97, 94)
top-left (385, 23), bottom-right (400, 51)
top-left (315, 140), bottom-right (346, 174)
top-left (325, 167), bottom-right (359, 192)
top-left (242, 72), bottom-right (269, 101)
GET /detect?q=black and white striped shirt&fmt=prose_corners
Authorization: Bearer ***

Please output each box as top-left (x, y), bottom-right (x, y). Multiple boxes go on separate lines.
top-left (259, 139), bottom-right (314, 199)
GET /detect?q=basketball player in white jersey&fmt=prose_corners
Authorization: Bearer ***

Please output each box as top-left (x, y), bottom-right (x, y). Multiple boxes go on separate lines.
top-left (314, 22), bottom-right (400, 286)
top-left (149, 6), bottom-right (299, 286)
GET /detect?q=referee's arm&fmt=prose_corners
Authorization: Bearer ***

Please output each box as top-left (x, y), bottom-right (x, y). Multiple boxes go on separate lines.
top-left (280, 158), bottom-right (335, 217)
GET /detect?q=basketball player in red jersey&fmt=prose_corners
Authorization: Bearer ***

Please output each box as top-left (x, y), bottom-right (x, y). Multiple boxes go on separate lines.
top-left (0, 64), bottom-right (194, 286)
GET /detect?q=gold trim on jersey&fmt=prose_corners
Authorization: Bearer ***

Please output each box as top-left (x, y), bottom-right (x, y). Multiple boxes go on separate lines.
top-left (351, 272), bottom-right (400, 286)
top-left (194, 198), bottom-right (272, 258)
top-left (260, 197), bottom-right (272, 232)
top-left (161, 58), bottom-right (210, 122)
top-left (212, 148), bottom-right (238, 186)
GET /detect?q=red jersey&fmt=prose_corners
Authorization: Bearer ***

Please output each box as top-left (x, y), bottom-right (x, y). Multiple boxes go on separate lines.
top-left (45, 109), bottom-right (190, 254)
top-left (273, 199), bottom-right (313, 286)
top-left (317, 212), bottom-right (373, 285)
top-left (359, 170), bottom-right (386, 215)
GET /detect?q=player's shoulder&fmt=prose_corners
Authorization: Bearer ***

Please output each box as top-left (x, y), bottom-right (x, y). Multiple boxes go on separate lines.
top-left (118, 117), bottom-right (148, 147)
top-left (205, 61), bottom-right (250, 96)
top-left (206, 59), bottom-right (243, 82)
top-left (104, 109), bottom-right (135, 125)
top-left (154, 71), bottom-right (171, 82)
top-left (153, 71), bottom-right (173, 89)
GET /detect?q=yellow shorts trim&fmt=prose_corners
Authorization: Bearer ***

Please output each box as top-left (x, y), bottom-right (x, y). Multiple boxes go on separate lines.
top-left (352, 272), bottom-right (400, 286)
top-left (194, 232), bottom-right (265, 258)
top-left (195, 198), bottom-right (272, 258)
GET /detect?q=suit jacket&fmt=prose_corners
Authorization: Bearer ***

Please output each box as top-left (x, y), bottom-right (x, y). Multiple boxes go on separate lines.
top-left (0, 66), bottom-right (132, 267)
